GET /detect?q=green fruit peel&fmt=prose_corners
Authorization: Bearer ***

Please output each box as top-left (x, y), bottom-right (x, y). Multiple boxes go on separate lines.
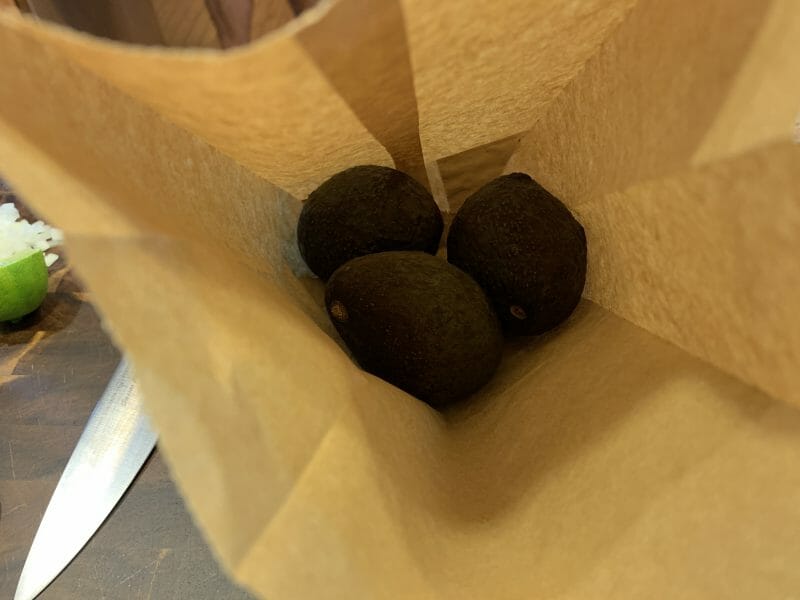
top-left (0, 250), bottom-right (49, 321)
top-left (0, 202), bottom-right (62, 322)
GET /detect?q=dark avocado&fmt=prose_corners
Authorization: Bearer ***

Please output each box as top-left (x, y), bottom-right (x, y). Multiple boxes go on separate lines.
top-left (297, 165), bottom-right (443, 280)
top-left (325, 251), bottom-right (503, 407)
top-left (447, 173), bottom-right (586, 335)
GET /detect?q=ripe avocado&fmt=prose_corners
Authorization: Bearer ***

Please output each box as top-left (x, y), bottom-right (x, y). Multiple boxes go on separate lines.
top-left (297, 165), bottom-right (443, 280)
top-left (447, 173), bottom-right (586, 335)
top-left (325, 251), bottom-right (503, 407)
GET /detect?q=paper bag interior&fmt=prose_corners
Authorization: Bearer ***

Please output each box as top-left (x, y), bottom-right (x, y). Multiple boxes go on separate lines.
top-left (1, 0), bottom-right (799, 598)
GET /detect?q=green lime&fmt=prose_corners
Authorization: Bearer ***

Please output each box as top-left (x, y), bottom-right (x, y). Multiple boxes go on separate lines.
top-left (0, 250), bottom-right (48, 322)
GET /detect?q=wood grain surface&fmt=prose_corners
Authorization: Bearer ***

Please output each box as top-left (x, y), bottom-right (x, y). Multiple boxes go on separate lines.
top-left (0, 195), bottom-right (254, 599)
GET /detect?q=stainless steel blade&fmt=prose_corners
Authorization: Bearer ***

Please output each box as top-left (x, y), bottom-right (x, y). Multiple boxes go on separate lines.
top-left (14, 358), bottom-right (158, 600)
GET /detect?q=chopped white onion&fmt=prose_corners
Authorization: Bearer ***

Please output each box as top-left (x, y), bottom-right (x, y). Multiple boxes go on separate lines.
top-left (0, 202), bottom-right (63, 266)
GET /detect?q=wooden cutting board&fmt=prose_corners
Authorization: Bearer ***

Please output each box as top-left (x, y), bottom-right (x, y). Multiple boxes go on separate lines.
top-left (0, 196), bottom-right (254, 599)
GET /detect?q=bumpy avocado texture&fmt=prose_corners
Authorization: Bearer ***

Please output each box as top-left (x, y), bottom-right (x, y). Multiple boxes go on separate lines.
top-left (325, 251), bottom-right (503, 407)
top-left (447, 173), bottom-right (587, 335)
top-left (297, 165), bottom-right (443, 280)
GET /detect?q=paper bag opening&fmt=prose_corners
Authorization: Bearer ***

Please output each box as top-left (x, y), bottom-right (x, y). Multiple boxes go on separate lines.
top-left (1, 0), bottom-right (799, 598)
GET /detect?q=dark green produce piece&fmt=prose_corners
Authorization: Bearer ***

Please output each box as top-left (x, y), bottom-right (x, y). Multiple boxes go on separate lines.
top-left (447, 173), bottom-right (586, 335)
top-left (297, 165), bottom-right (443, 280)
top-left (325, 251), bottom-right (503, 407)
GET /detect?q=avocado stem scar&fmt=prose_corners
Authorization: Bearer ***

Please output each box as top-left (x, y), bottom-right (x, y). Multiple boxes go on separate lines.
top-left (330, 300), bottom-right (349, 322)
top-left (510, 305), bottom-right (527, 320)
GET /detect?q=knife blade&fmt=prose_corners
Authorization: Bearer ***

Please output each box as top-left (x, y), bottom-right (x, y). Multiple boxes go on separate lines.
top-left (14, 358), bottom-right (157, 600)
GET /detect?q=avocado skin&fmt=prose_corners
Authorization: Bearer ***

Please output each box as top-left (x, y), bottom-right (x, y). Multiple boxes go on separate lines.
top-left (325, 251), bottom-right (503, 407)
top-left (447, 173), bottom-right (587, 335)
top-left (297, 165), bottom-right (443, 280)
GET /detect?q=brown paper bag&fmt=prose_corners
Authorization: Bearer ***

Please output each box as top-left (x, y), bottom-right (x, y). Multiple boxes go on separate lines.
top-left (1, 0), bottom-right (799, 597)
